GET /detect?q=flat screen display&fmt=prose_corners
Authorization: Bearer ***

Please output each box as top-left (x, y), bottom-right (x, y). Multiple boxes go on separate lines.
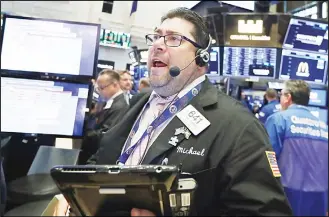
top-left (223, 46), bottom-right (277, 78)
top-left (268, 81), bottom-right (285, 90)
top-left (279, 49), bottom-right (328, 84)
top-left (283, 17), bottom-right (328, 54)
top-left (1, 15), bottom-right (100, 78)
top-left (309, 89), bottom-right (327, 107)
top-left (224, 14), bottom-right (280, 47)
top-left (241, 89), bottom-right (266, 108)
top-left (208, 47), bottom-right (220, 75)
top-left (1, 77), bottom-right (89, 137)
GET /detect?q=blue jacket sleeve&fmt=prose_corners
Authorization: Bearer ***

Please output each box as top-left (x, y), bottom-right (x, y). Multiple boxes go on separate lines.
top-left (264, 114), bottom-right (285, 158)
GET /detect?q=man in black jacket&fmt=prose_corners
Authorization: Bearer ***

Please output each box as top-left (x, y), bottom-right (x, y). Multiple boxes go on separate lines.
top-left (55, 8), bottom-right (292, 216)
top-left (78, 69), bottom-right (129, 164)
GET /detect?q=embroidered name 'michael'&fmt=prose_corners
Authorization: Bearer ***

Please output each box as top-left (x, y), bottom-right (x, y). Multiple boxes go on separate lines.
top-left (177, 147), bottom-right (205, 156)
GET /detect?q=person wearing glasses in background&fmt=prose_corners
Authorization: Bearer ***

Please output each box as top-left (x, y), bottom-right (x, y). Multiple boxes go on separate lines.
top-left (78, 69), bottom-right (129, 164)
top-left (54, 8), bottom-right (292, 216)
top-left (265, 80), bottom-right (328, 216)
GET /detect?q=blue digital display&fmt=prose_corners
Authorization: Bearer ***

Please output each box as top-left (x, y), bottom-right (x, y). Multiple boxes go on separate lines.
top-left (309, 89), bottom-right (327, 107)
top-left (208, 47), bottom-right (220, 75)
top-left (223, 47), bottom-right (277, 78)
top-left (241, 89), bottom-right (266, 108)
top-left (279, 49), bottom-right (328, 84)
top-left (133, 65), bottom-right (148, 80)
top-left (283, 18), bottom-right (328, 54)
top-left (308, 106), bottom-right (328, 124)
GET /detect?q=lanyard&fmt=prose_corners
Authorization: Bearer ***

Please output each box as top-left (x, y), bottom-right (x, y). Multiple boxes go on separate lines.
top-left (117, 83), bottom-right (202, 165)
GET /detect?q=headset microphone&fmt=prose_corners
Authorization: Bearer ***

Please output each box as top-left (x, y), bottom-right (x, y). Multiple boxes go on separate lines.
top-left (169, 66), bottom-right (181, 77)
top-left (169, 34), bottom-right (212, 78)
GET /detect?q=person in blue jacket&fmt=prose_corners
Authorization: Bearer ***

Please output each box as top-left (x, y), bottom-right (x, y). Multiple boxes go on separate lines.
top-left (258, 88), bottom-right (281, 124)
top-left (265, 80), bottom-right (328, 216)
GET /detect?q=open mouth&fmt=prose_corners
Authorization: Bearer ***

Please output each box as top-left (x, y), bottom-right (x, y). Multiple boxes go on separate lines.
top-left (152, 60), bottom-right (168, 68)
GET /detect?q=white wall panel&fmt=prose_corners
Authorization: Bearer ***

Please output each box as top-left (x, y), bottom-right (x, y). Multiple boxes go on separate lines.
top-left (98, 46), bottom-right (131, 70)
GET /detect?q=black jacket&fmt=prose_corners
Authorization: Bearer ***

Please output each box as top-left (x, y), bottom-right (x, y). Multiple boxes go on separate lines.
top-left (88, 79), bottom-right (292, 216)
top-left (79, 93), bottom-right (129, 164)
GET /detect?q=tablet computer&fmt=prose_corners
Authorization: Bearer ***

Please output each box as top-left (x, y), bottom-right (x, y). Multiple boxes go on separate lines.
top-left (50, 165), bottom-right (194, 216)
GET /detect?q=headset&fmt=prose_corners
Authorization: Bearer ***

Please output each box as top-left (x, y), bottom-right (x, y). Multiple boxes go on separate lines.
top-left (195, 34), bottom-right (212, 67)
top-left (169, 34), bottom-right (212, 77)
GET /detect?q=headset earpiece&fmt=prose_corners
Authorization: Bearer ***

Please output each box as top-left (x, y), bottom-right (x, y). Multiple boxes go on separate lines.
top-left (195, 35), bottom-right (212, 67)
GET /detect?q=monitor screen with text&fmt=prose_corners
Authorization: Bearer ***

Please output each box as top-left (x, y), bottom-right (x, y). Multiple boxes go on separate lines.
top-left (1, 15), bottom-right (100, 77)
top-left (309, 89), bottom-right (327, 107)
top-left (283, 17), bottom-right (328, 54)
top-left (223, 46), bottom-right (277, 78)
top-left (279, 49), bottom-right (328, 84)
top-left (1, 77), bottom-right (89, 136)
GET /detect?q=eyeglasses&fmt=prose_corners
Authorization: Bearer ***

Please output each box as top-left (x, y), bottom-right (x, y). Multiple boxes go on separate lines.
top-left (94, 82), bottom-right (112, 93)
top-left (145, 34), bottom-right (202, 48)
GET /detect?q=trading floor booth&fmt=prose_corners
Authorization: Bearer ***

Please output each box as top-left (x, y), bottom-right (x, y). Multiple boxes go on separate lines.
top-left (0, 14), bottom-right (100, 214)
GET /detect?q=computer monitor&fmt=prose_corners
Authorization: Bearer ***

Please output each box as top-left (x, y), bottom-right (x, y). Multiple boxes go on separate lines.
top-left (283, 17), bottom-right (328, 54)
top-left (1, 77), bottom-right (90, 137)
top-left (268, 81), bottom-right (285, 90)
top-left (308, 106), bottom-right (328, 124)
top-left (309, 89), bottom-right (327, 107)
top-left (1, 15), bottom-right (100, 79)
top-left (224, 13), bottom-right (280, 48)
top-left (223, 46), bottom-right (277, 78)
top-left (241, 89), bottom-right (266, 108)
top-left (279, 49), bottom-right (328, 84)
top-left (208, 47), bottom-right (221, 75)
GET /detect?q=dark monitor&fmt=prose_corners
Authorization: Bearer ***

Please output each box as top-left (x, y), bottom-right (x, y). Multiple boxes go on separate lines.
top-left (283, 17), bottom-right (328, 54)
top-left (97, 60), bottom-right (115, 75)
top-left (223, 46), bottom-right (277, 78)
top-left (1, 15), bottom-right (100, 79)
top-left (208, 47), bottom-right (220, 75)
top-left (224, 13), bottom-right (280, 48)
top-left (279, 49), bottom-right (328, 84)
top-left (309, 89), bottom-right (327, 107)
top-left (308, 106), bottom-right (328, 124)
top-left (1, 77), bottom-right (90, 137)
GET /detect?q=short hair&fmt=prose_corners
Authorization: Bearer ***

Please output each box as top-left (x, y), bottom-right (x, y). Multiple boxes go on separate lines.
top-left (118, 70), bottom-right (131, 78)
top-left (283, 80), bottom-right (310, 106)
top-left (161, 7), bottom-right (210, 49)
top-left (139, 78), bottom-right (150, 87)
top-left (98, 69), bottom-right (120, 82)
top-left (266, 88), bottom-right (277, 99)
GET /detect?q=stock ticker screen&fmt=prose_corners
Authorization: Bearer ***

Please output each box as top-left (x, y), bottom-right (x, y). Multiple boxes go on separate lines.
top-left (223, 47), bottom-right (277, 78)
top-left (208, 47), bottom-right (220, 75)
top-left (279, 49), bottom-right (328, 84)
top-left (283, 17), bottom-right (328, 54)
